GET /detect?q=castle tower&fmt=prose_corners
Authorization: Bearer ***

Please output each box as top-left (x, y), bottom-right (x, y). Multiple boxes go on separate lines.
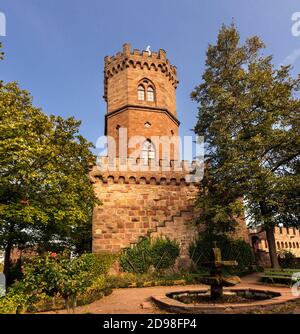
top-left (91, 44), bottom-right (249, 263)
top-left (104, 43), bottom-right (180, 162)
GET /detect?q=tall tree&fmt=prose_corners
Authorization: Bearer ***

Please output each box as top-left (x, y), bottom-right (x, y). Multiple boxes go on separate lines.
top-left (0, 46), bottom-right (98, 282)
top-left (192, 24), bottom-right (300, 268)
top-left (0, 42), bottom-right (3, 60)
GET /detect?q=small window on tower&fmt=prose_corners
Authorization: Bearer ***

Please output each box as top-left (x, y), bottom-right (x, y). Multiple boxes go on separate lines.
top-left (147, 86), bottom-right (154, 102)
top-left (138, 85), bottom-right (145, 101)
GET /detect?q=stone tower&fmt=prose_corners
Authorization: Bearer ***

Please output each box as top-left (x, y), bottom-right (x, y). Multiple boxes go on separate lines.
top-left (90, 44), bottom-right (249, 262)
top-left (104, 43), bottom-right (180, 161)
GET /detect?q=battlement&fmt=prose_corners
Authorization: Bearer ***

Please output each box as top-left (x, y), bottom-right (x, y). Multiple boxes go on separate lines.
top-left (104, 43), bottom-right (179, 101)
top-left (90, 157), bottom-right (201, 185)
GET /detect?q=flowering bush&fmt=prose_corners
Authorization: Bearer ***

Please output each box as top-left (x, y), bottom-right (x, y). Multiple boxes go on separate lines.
top-left (0, 252), bottom-right (116, 313)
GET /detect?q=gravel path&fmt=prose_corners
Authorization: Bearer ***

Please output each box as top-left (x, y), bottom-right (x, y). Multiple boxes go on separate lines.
top-left (45, 273), bottom-right (299, 314)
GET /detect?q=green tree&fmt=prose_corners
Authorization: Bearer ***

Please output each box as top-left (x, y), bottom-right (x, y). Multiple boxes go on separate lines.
top-left (0, 46), bottom-right (99, 283)
top-left (192, 24), bottom-right (300, 268)
top-left (0, 42), bottom-right (4, 60)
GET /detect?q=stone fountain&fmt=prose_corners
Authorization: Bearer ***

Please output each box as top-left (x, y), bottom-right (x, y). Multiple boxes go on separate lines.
top-left (151, 243), bottom-right (291, 313)
top-left (198, 242), bottom-right (241, 300)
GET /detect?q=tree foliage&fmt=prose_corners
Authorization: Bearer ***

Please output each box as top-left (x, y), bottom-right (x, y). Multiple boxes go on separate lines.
top-left (0, 45), bottom-right (99, 279)
top-left (192, 24), bottom-right (300, 267)
top-left (189, 233), bottom-right (254, 272)
top-left (0, 252), bottom-right (115, 313)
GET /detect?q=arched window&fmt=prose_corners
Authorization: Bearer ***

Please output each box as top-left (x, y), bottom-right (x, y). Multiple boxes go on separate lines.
top-left (138, 85), bottom-right (145, 101)
top-left (137, 79), bottom-right (155, 102)
top-left (281, 242), bottom-right (284, 248)
top-left (147, 86), bottom-right (154, 102)
top-left (277, 241), bottom-right (280, 250)
top-left (141, 140), bottom-right (155, 165)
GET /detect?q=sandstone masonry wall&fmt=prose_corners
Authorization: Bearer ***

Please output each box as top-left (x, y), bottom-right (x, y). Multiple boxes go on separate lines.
top-left (91, 167), bottom-right (199, 259)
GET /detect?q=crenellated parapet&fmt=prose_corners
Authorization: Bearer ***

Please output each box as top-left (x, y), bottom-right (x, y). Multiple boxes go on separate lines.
top-left (90, 157), bottom-right (201, 186)
top-left (103, 43), bottom-right (179, 102)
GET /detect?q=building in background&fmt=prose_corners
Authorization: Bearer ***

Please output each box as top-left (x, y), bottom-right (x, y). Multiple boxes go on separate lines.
top-left (249, 226), bottom-right (300, 266)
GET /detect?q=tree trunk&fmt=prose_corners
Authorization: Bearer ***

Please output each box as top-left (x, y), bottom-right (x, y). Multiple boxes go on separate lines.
top-left (3, 240), bottom-right (12, 289)
top-left (259, 201), bottom-right (280, 269)
top-left (265, 226), bottom-right (280, 269)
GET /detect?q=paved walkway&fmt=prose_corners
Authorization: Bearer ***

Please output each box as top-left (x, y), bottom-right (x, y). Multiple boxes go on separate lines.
top-left (47, 273), bottom-right (300, 314)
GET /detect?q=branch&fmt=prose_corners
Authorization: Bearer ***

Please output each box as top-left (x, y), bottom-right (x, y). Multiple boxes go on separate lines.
top-left (271, 152), bottom-right (299, 172)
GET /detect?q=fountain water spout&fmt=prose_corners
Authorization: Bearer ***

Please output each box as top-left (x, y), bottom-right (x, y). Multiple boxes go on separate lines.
top-left (199, 242), bottom-right (241, 300)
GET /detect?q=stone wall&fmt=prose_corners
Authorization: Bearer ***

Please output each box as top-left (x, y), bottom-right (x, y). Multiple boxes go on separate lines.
top-left (91, 161), bottom-right (250, 261)
top-left (92, 169), bottom-right (199, 259)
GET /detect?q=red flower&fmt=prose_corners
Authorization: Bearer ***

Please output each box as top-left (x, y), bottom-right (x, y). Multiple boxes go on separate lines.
top-left (50, 252), bottom-right (57, 258)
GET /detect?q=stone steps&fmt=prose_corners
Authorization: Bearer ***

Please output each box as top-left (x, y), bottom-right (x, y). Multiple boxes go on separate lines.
top-left (126, 205), bottom-right (198, 256)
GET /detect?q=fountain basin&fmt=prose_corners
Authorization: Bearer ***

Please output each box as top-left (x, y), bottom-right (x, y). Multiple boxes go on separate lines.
top-left (168, 289), bottom-right (280, 304)
top-left (151, 288), bottom-right (299, 314)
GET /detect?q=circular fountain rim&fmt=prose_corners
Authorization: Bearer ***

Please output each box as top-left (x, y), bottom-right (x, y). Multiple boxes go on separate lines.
top-left (151, 287), bottom-right (300, 313)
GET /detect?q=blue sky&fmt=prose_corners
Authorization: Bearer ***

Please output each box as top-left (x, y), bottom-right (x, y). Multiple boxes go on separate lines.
top-left (0, 0), bottom-right (299, 153)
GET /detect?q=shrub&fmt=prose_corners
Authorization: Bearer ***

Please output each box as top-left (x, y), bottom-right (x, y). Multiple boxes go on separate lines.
top-left (120, 237), bottom-right (180, 274)
top-left (77, 275), bottom-right (112, 306)
top-left (0, 252), bottom-right (116, 313)
top-left (0, 292), bottom-right (29, 314)
top-left (22, 253), bottom-right (63, 297)
top-left (86, 253), bottom-right (117, 276)
top-left (278, 250), bottom-right (297, 268)
top-left (151, 238), bottom-right (180, 271)
top-left (106, 273), bottom-right (139, 288)
top-left (189, 234), bottom-right (254, 272)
